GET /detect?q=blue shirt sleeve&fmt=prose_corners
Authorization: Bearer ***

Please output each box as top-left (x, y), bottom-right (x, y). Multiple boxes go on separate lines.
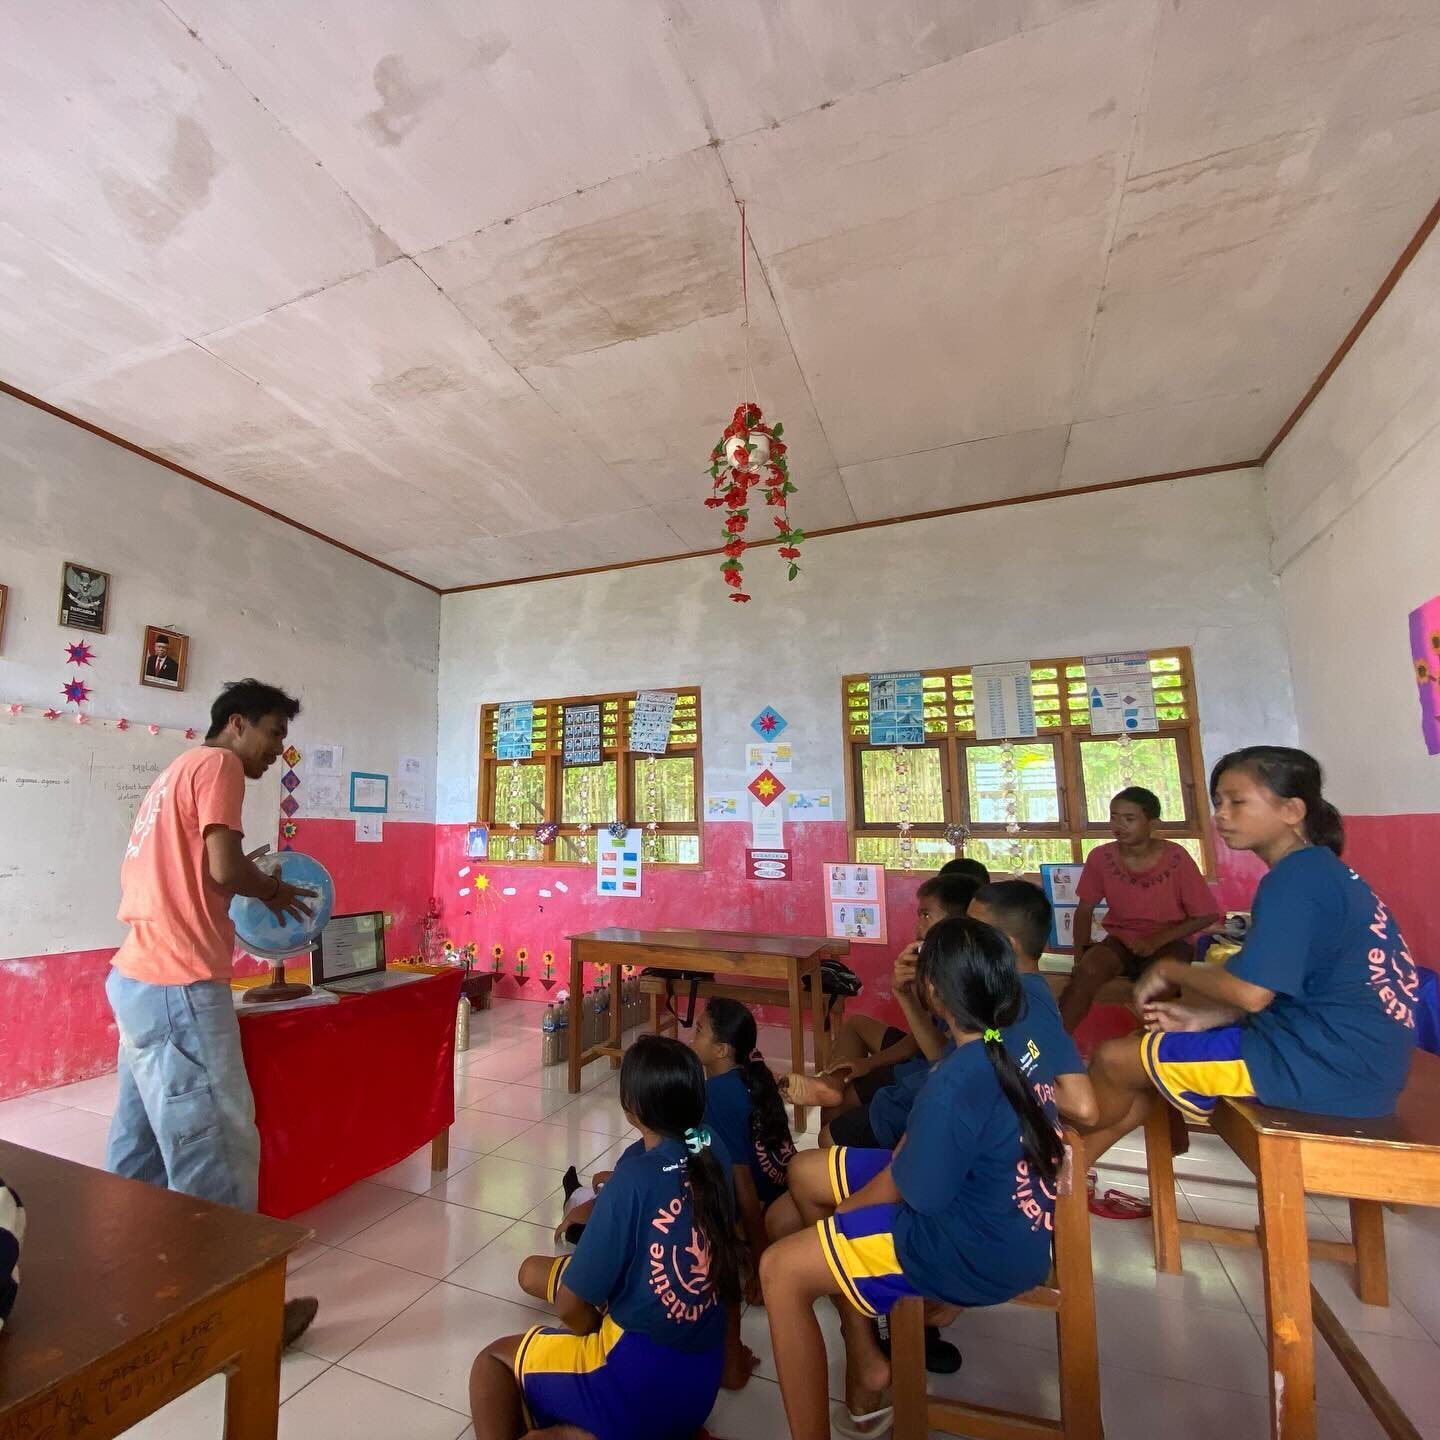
top-left (1226, 858), bottom-right (1322, 999)
top-left (890, 1070), bottom-right (979, 1214)
top-left (562, 1162), bottom-right (638, 1307)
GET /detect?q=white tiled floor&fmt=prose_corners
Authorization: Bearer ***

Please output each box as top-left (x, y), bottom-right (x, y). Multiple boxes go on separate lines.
top-left (7, 999), bottom-right (1440, 1439)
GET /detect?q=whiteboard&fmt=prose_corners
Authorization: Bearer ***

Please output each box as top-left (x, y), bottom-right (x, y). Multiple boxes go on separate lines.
top-left (0, 714), bottom-right (276, 960)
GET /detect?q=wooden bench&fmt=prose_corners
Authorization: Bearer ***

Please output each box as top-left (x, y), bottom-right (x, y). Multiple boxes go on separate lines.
top-left (1142, 1100), bottom-right (1389, 1305)
top-left (1204, 1049), bottom-right (1440, 1440)
top-left (892, 1128), bottom-right (1103, 1440)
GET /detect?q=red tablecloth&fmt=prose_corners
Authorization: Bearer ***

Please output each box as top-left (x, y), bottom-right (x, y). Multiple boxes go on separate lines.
top-left (238, 969), bottom-right (463, 1218)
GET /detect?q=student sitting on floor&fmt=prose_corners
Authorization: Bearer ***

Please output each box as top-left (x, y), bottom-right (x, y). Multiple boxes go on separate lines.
top-left (782, 873), bottom-right (980, 1134)
top-left (470, 1035), bottom-right (742, 1440)
top-left (759, 917), bottom-right (1066, 1440)
top-left (1059, 785), bottom-right (1219, 1033)
top-left (1083, 747), bottom-right (1419, 1176)
top-left (692, 998), bottom-right (798, 1273)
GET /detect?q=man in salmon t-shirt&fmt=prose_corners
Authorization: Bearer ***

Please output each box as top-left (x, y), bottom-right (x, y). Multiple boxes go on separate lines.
top-left (106, 678), bottom-right (320, 1346)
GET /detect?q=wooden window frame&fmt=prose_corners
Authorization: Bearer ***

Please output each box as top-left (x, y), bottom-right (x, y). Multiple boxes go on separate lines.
top-left (478, 688), bottom-right (704, 868)
top-left (842, 647), bottom-right (1216, 877)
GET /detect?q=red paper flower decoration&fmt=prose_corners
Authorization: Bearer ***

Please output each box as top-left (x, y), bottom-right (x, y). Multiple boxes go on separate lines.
top-left (704, 402), bottom-right (804, 602)
top-left (43, 708), bottom-right (61, 720)
top-left (116, 717), bottom-right (130, 730)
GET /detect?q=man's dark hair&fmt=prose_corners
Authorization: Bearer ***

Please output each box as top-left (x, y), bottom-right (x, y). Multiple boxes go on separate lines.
top-left (207, 679), bottom-right (301, 740)
top-left (939, 856), bottom-right (991, 884)
top-left (916, 872), bottom-right (980, 916)
top-left (972, 880), bottom-right (1053, 963)
top-left (154, 634), bottom-right (171, 645)
top-left (1113, 785), bottom-right (1162, 820)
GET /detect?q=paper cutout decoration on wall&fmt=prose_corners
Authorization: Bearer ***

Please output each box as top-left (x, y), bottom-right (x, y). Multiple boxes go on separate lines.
top-left (65, 641), bottom-right (95, 666)
top-left (750, 706), bottom-right (788, 738)
top-left (868, 672), bottom-right (924, 746)
top-left (1410, 594), bottom-right (1440, 755)
top-left (747, 769), bottom-right (786, 807)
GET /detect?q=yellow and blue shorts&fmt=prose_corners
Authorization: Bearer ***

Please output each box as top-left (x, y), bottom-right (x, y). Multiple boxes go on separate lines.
top-left (818, 1202), bottom-right (918, 1319)
top-left (826, 1145), bottom-right (892, 1206)
top-left (514, 1313), bottom-right (723, 1440)
top-left (1141, 1026), bottom-right (1258, 1121)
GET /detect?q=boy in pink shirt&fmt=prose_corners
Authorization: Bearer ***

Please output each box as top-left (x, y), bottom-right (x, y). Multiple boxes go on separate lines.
top-left (105, 679), bottom-right (318, 1345)
top-left (1059, 786), bottom-right (1218, 1032)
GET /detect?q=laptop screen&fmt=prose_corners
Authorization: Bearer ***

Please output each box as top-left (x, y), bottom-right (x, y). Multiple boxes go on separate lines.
top-left (312, 912), bottom-right (386, 984)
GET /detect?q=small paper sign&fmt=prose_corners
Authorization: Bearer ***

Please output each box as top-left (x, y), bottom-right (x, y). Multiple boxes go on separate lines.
top-left (746, 848), bottom-right (792, 881)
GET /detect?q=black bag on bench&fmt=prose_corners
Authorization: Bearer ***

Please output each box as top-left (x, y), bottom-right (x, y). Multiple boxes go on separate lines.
top-left (639, 968), bottom-right (705, 1027)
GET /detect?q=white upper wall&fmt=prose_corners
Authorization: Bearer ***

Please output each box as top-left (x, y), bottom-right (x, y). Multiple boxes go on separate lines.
top-left (1264, 228), bottom-right (1440, 816)
top-left (437, 470), bottom-right (1296, 823)
top-left (0, 392), bottom-right (441, 813)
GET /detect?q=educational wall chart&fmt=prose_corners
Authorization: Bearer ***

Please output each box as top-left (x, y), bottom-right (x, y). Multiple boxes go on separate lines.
top-left (496, 701), bottom-right (535, 759)
top-left (744, 741), bottom-right (793, 773)
top-left (787, 789), bottom-right (833, 815)
top-left (562, 703), bottom-right (603, 766)
top-left (629, 691), bottom-right (676, 754)
top-left (704, 791), bottom-right (746, 821)
top-left (349, 772), bottom-right (388, 812)
top-left (868, 671), bottom-right (925, 745)
top-left (597, 827), bottom-right (643, 897)
top-left (1040, 864), bottom-right (1108, 950)
top-left (1083, 652), bottom-right (1157, 735)
top-left (971, 660), bottom-right (1037, 740)
top-left (823, 863), bottom-right (887, 944)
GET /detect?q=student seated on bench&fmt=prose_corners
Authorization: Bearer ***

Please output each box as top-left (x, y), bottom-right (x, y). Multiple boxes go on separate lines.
top-left (1083, 747), bottom-right (1418, 1174)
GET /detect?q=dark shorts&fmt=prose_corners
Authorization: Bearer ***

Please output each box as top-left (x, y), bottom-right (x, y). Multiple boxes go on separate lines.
top-left (829, 1104), bottom-right (883, 1148)
top-left (852, 1027), bottom-right (907, 1103)
top-left (1087, 936), bottom-right (1194, 980)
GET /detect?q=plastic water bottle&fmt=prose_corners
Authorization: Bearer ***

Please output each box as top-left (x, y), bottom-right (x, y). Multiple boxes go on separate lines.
top-left (542, 1005), bottom-right (558, 1066)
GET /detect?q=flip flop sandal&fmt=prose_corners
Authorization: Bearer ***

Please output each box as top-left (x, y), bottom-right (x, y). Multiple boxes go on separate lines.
top-left (1088, 1187), bottom-right (1152, 1220)
top-left (831, 1404), bottom-right (894, 1439)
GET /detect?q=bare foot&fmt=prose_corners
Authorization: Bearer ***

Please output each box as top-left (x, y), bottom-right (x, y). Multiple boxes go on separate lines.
top-left (721, 1341), bottom-right (760, 1390)
top-left (780, 1071), bottom-right (845, 1108)
top-left (844, 1337), bottom-right (891, 1416)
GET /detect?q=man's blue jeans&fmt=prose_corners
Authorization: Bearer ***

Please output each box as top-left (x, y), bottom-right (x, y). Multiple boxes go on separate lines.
top-left (104, 969), bottom-right (260, 1211)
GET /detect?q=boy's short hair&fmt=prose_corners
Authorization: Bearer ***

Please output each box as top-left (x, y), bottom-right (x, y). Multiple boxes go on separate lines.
top-left (939, 856), bottom-right (991, 884)
top-left (916, 872), bottom-right (981, 916)
top-left (972, 880), bottom-right (1052, 962)
top-left (1113, 785), bottom-right (1162, 820)
top-left (206, 679), bottom-right (301, 740)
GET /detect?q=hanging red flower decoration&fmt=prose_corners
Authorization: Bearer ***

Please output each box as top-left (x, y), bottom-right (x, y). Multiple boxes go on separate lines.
top-left (704, 402), bottom-right (804, 600)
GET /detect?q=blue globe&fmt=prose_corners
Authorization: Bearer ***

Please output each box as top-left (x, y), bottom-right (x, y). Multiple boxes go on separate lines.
top-left (230, 852), bottom-right (336, 960)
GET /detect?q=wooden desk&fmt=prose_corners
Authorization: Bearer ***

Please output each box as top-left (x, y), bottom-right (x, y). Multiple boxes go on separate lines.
top-left (1209, 1049), bottom-right (1440, 1440)
top-left (567, 928), bottom-right (839, 1131)
top-left (0, 1141), bottom-right (308, 1440)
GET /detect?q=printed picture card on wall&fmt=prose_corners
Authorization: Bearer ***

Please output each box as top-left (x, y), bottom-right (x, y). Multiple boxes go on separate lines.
top-left (597, 827), bottom-right (643, 897)
top-left (309, 743), bottom-right (343, 776)
top-left (1083, 652), bottom-right (1157, 735)
top-left (308, 775), bottom-right (344, 815)
top-left (497, 701), bottom-right (535, 759)
top-left (629, 691), bottom-right (676, 755)
top-left (704, 791), bottom-right (747, 821)
top-left (745, 741), bottom-right (793, 774)
top-left (823, 863), bottom-right (887, 944)
top-left (466, 824), bottom-right (490, 858)
top-left (400, 754), bottom-right (424, 781)
top-left (746, 848), bottom-right (792, 881)
top-left (750, 799), bottom-right (784, 849)
top-left (355, 815), bottom-right (383, 843)
top-left (787, 789), bottom-right (833, 816)
top-left (868, 671), bottom-right (924, 746)
top-left (398, 785), bottom-right (426, 814)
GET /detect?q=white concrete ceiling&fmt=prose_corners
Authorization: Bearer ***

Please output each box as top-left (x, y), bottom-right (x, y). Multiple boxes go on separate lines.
top-left (2, 0), bottom-right (1437, 589)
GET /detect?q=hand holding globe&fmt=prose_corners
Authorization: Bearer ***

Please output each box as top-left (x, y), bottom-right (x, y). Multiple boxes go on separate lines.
top-left (231, 852), bottom-right (337, 1003)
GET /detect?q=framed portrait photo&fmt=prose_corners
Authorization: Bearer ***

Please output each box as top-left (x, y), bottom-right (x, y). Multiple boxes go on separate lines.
top-left (140, 625), bottom-right (189, 691)
top-left (58, 561), bottom-right (111, 633)
top-left (0, 583), bottom-right (8, 652)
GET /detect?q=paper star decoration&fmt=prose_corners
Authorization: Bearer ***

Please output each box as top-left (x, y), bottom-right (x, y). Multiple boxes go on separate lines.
top-left (65, 641), bottom-right (96, 666)
top-left (283, 745), bottom-right (302, 767)
top-left (747, 768), bottom-right (786, 807)
top-left (750, 706), bottom-right (788, 738)
top-left (62, 679), bottom-right (91, 706)
top-left (43, 708), bottom-right (60, 720)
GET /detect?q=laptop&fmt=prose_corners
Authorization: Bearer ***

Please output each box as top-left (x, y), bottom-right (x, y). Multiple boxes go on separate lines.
top-left (312, 912), bottom-right (427, 994)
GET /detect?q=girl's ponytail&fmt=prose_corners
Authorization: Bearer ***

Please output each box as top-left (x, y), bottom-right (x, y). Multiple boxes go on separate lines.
top-left (703, 999), bottom-right (795, 1161)
top-left (682, 1131), bottom-right (743, 1307)
top-left (981, 1030), bottom-right (1065, 1190)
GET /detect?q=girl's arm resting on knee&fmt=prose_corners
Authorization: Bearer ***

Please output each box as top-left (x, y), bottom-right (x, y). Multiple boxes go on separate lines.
top-left (554, 1285), bottom-right (603, 1336)
top-left (1055, 1073), bottom-right (1100, 1127)
top-left (1144, 957), bottom-right (1272, 1013)
top-left (1130, 913), bottom-right (1221, 958)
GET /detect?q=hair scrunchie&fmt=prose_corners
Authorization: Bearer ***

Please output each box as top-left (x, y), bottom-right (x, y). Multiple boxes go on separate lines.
top-left (683, 1125), bottom-right (712, 1155)
top-left (983, 1028), bottom-right (1003, 1044)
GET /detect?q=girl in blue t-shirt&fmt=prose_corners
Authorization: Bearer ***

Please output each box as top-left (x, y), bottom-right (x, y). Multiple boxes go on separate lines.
top-left (468, 1035), bottom-right (743, 1440)
top-left (1083, 746), bottom-right (1419, 1173)
top-left (760, 917), bottom-right (1066, 1440)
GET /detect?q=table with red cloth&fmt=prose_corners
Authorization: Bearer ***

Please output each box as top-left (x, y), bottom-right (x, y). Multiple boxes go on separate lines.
top-left (235, 967), bottom-right (463, 1218)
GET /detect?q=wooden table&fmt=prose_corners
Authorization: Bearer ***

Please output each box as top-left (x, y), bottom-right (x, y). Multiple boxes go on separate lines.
top-left (0, 1141), bottom-right (309, 1439)
top-left (567, 928), bottom-right (838, 1130)
top-left (1208, 1049), bottom-right (1440, 1440)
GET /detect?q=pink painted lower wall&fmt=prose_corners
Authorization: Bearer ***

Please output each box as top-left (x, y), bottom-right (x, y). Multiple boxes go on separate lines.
top-left (0, 818), bottom-right (435, 1100)
top-left (1343, 813), bottom-right (1439, 968)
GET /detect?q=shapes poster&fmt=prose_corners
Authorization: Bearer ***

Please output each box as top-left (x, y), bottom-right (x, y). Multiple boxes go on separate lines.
top-left (1409, 595), bottom-right (1440, 755)
top-left (1083, 652), bottom-right (1157, 735)
top-left (868, 671), bottom-right (924, 746)
top-left (823, 863), bottom-right (886, 944)
top-left (971, 660), bottom-right (1036, 740)
top-left (597, 827), bottom-right (643, 897)
top-left (563, 703), bottom-right (603, 766)
top-left (629, 691), bottom-right (676, 754)
top-left (497, 701), bottom-right (535, 759)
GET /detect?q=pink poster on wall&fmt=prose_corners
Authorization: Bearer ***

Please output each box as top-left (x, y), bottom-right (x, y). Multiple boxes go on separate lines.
top-left (1409, 594), bottom-right (1440, 755)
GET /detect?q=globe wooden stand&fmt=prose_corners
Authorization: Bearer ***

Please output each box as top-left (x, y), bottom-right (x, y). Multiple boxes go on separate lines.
top-left (242, 962), bottom-right (312, 1005)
